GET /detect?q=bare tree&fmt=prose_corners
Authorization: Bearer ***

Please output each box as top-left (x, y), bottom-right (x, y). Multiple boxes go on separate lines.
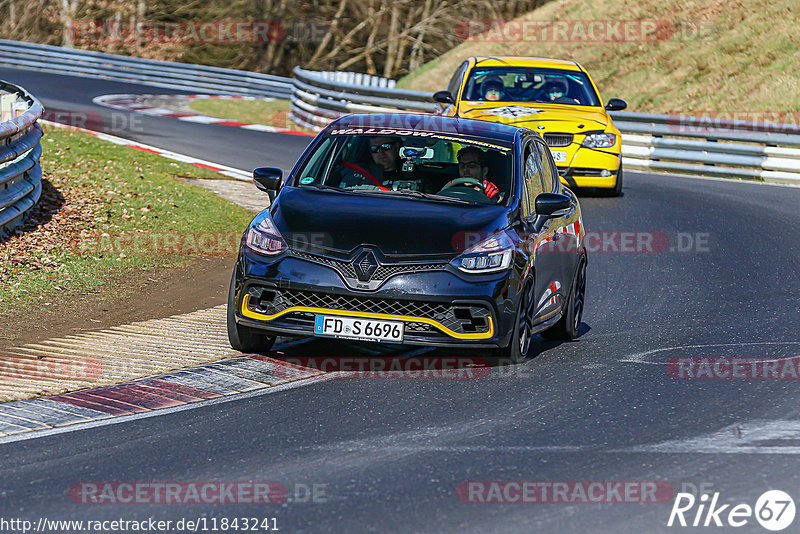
top-left (59, 0), bottom-right (79, 47)
top-left (0, 0), bottom-right (549, 78)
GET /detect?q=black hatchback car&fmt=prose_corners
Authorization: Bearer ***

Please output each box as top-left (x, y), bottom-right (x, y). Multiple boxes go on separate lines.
top-left (228, 114), bottom-right (587, 362)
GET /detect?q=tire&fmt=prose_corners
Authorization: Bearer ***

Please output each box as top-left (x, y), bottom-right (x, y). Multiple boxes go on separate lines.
top-left (227, 270), bottom-right (276, 353)
top-left (541, 255), bottom-right (586, 341)
top-left (491, 282), bottom-right (534, 364)
top-left (599, 165), bottom-right (623, 197)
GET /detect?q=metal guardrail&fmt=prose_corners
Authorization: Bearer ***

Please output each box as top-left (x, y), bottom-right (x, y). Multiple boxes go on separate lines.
top-left (0, 80), bottom-right (44, 235)
top-left (610, 111), bottom-right (800, 183)
top-left (290, 70), bottom-right (800, 184)
top-left (1, 42), bottom-right (796, 184)
top-left (289, 67), bottom-right (438, 130)
top-left (0, 40), bottom-right (293, 99)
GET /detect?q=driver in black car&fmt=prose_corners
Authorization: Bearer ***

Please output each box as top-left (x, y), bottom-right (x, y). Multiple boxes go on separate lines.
top-left (453, 146), bottom-right (502, 203)
top-left (338, 136), bottom-right (413, 190)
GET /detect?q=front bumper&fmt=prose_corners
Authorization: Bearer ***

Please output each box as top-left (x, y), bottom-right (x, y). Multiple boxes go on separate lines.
top-left (233, 249), bottom-right (521, 349)
top-left (549, 142), bottom-right (621, 189)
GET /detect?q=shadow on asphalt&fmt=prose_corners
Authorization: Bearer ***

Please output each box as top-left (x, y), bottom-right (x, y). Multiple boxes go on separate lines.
top-left (260, 321), bottom-right (592, 375)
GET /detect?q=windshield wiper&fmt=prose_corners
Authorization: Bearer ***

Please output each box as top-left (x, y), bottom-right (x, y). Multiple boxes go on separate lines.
top-left (308, 184), bottom-right (476, 204)
top-left (308, 184), bottom-right (348, 192)
top-left (383, 189), bottom-right (474, 204)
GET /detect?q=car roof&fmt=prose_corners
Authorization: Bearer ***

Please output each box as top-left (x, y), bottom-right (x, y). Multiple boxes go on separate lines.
top-left (326, 113), bottom-right (528, 144)
top-left (469, 56), bottom-right (582, 71)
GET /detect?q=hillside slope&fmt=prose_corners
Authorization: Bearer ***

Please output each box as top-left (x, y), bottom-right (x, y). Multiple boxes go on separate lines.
top-left (397, 0), bottom-right (800, 114)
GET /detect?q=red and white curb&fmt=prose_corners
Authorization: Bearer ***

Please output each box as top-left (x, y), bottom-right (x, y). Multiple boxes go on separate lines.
top-left (93, 93), bottom-right (313, 136)
top-left (0, 124), bottom-right (322, 440)
top-left (41, 119), bottom-right (252, 181)
top-left (0, 304), bottom-right (325, 441)
top-left (0, 355), bottom-right (324, 439)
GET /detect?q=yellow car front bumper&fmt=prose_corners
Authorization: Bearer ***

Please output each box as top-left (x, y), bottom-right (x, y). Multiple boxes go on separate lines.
top-left (550, 145), bottom-right (621, 189)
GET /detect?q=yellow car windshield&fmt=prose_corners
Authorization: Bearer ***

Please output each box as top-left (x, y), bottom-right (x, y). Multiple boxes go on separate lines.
top-left (464, 67), bottom-right (601, 107)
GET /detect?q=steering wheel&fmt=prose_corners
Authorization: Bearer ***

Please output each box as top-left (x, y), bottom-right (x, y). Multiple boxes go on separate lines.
top-left (438, 177), bottom-right (484, 192)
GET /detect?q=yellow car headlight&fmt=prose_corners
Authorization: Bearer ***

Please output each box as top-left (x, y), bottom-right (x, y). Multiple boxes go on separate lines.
top-left (581, 133), bottom-right (617, 148)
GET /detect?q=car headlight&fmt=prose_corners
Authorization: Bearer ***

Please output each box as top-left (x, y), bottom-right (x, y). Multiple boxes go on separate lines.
top-left (245, 217), bottom-right (286, 255)
top-left (452, 231), bottom-right (514, 273)
top-left (581, 133), bottom-right (617, 148)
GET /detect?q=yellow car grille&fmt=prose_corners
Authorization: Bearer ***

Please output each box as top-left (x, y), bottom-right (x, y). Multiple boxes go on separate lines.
top-left (544, 133), bottom-right (574, 147)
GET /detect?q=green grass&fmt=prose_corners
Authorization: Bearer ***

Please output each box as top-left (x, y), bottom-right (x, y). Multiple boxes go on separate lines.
top-left (0, 126), bottom-right (254, 315)
top-left (396, 0), bottom-right (800, 114)
top-left (188, 98), bottom-right (316, 134)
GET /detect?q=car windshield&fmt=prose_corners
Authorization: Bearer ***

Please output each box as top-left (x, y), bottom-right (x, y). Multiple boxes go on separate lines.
top-left (464, 66), bottom-right (601, 107)
top-left (292, 130), bottom-right (514, 206)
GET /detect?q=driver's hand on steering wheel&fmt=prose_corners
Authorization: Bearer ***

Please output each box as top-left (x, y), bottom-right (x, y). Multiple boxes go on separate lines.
top-left (482, 180), bottom-right (499, 200)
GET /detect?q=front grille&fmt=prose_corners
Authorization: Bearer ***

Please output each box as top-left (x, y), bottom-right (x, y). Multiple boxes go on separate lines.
top-left (291, 250), bottom-right (447, 282)
top-left (544, 133), bottom-right (574, 147)
top-left (372, 263), bottom-right (444, 279)
top-left (248, 288), bottom-right (491, 336)
top-left (292, 250), bottom-right (357, 278)
top-left (276, 290), bottom-right (449, 317)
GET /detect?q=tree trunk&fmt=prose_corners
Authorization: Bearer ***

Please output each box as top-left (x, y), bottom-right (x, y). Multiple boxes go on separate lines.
top-left (382, 3), bottom-right (400, 79)
top-left (60, 0), bottom-right (78, 48)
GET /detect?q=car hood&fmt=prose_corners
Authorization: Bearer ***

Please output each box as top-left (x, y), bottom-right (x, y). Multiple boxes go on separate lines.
top-left (271, 187), bottom-right (512, 257)
top-left (458, 102), bottom-right (609, 132)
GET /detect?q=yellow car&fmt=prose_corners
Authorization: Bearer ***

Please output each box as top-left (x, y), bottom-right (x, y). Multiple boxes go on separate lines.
top-left (434, 57), bottom-right (627, 196)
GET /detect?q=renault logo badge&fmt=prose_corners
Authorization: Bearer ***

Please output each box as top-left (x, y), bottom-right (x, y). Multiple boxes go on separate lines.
top-left (354, 250), bottom-right (378, 281)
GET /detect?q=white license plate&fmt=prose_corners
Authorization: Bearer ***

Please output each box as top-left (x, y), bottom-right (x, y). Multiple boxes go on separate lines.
top-left (314, 315), bottom-right (404, 343)
top-left (551, 150), bottom-right (567, 163)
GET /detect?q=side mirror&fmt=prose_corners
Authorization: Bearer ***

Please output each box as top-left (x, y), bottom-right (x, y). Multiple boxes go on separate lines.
top-left (433, 90), bottom-right (455, 104)
top-left (605, 98), bottom-right (627, 111)
top-left (535, 193), bottom-right (571, 218)
top-left (253, 167), bottom-right (282, 192)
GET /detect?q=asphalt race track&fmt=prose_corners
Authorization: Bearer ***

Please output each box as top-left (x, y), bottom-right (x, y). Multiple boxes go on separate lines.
top-left (0, 67), bottom-right (311, 174)
top-left (2, 68), bottom-right (800, 533)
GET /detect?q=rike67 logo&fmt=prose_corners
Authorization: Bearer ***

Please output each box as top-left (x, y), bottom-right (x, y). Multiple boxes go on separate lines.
top-left (668, 490), bottom-right (796, 531)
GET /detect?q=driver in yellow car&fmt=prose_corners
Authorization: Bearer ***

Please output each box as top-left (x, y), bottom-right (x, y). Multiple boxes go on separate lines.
top-left (456, 146), bottom-right (502, 203)
top-left (481, 76), bottom-right (505, 102)
top-left (544, 79), bottom-right (580, 104)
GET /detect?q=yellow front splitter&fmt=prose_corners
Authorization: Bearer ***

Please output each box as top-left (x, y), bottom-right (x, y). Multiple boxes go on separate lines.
top-left (241, 294), bottom-right (494, 340)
